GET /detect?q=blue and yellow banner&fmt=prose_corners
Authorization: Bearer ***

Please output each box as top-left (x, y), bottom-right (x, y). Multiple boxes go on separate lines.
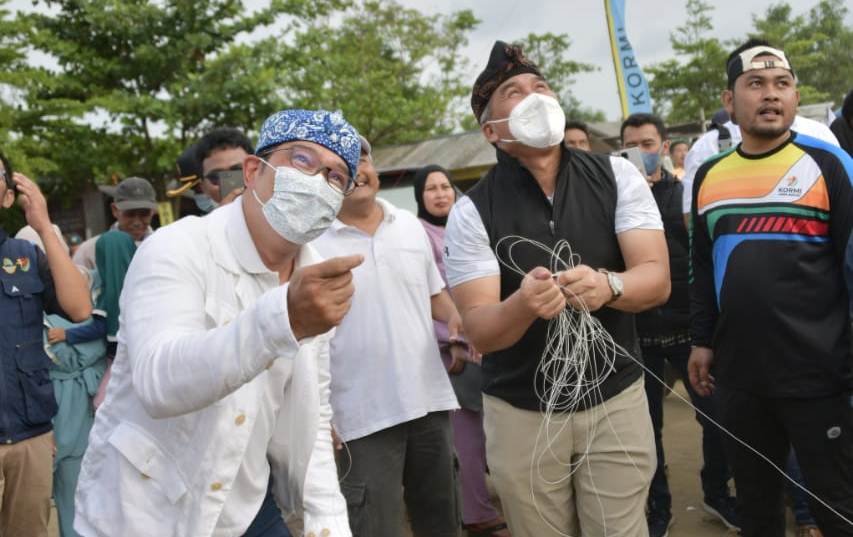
top-left (605, 0), bottom-right (653, 117)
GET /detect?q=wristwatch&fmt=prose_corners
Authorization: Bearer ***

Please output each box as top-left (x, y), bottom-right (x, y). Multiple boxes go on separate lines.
top-left (598, 269), bottom-right (624, 303)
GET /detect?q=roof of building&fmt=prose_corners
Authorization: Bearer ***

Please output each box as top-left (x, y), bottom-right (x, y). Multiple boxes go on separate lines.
top-left (372, 131), bottom-right (495, 174)
top-left (373, 125), bottom-right (621, 176)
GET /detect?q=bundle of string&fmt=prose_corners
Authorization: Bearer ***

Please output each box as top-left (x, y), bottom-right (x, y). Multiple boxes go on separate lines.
top-left (495, 235), bottom-right (635, 536)
top-left (493, 234), bottom-right (853, 536)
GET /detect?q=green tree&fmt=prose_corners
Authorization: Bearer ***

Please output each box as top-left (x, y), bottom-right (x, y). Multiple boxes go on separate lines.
top-left (750, 0), bottom-right (853, 106)
top-left (749, 3), bottom-right (827, 103)
top-left (0, 0), bottom-right (33, 231)
top-left (515, 32), bottom-right (603, 122)
top-left (283, 0), bottom-right (478, 146)
top-left (12, 0), bottom-right (341, 199)
top-left (647, 0), bottom-right (728, 124)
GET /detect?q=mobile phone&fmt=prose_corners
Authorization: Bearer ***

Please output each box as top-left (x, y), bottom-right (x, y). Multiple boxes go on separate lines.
top-left (216, 169), bottom-right (245, 199)
top-left (610, 146), bottom-right (646, 176)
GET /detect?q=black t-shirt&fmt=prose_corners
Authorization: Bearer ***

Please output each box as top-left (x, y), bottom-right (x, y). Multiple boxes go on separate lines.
top-left (691, 132), bottom-right (853, 396)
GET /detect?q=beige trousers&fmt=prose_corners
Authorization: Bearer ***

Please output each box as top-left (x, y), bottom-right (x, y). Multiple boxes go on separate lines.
top-left (483, 378), bottom-right (655, 537)
top-left (0, 431), bottom-right (53, 537)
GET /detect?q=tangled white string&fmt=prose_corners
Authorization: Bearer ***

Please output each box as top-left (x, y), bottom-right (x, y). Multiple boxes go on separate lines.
top-left (493, 235), bottom-right (853, 536)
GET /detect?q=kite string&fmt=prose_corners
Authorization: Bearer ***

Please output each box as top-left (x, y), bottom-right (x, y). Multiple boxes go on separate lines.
top-left (493, 235), bottom-right (853, 535)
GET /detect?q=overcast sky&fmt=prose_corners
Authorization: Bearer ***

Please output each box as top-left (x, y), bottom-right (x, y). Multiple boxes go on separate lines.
top-left (12, 0), bottom-right (850, 121)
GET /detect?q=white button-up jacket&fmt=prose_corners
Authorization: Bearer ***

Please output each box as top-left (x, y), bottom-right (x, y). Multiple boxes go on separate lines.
top-left (75, 200), bottom-right (350, 537)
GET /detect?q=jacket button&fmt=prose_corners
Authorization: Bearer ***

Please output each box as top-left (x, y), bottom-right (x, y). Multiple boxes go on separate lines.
top-left (210, 482), bottom-right (223, 491)
top-left (235, 414), bottom-right (246, 426)
top-left (140, 473), bottom-right (150, 480)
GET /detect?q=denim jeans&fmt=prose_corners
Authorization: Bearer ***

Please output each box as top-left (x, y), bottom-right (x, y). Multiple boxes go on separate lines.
top-left (242, 480), bottom-right (292, 537)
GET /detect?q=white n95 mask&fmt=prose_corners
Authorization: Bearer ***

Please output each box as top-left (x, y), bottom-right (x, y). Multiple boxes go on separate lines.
top-left (487, 93), bottom-right (566, 149)
top-left (252, 161), bottom-right (343, 245)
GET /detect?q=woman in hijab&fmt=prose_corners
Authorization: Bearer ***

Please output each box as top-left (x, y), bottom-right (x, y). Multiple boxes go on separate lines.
top-left (413, 165), bottom-right (510, 537)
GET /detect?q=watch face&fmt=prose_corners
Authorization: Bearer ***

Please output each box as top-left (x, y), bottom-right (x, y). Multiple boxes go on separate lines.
top-left (609, 272), bottom-right (624, 296)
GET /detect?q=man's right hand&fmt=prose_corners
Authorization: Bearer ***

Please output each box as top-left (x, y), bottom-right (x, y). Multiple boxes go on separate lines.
top-left (518, 266), bottom-right (566, 320)
top-left (287, 255), bottom-right (363, 340)
top-left (688, 346), bottom-right (715, 396)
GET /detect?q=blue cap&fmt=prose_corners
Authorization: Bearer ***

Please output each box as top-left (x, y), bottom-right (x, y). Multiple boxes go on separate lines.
top-left (255, 109), bottom-right (361, 179)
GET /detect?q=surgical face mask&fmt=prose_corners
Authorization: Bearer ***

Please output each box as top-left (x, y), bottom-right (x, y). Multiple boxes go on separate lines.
top-left (641, 149), bottom-right (663, 176)
top-left (193, 192), bottom-right (218, 214)
top-left (486, 93), bottom-right (566, 148)
top-left (251, 160), bottom-right (343, 245)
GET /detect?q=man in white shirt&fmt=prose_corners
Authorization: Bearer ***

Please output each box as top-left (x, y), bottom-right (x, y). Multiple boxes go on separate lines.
top-left (311, 138), bottom-right (462, 537)
top-left (74, 109), bottom-right (364, 537)
top-left (681, 113), bottom-right (839, 216)
top-left (445, 41), bottom-right (670, 537)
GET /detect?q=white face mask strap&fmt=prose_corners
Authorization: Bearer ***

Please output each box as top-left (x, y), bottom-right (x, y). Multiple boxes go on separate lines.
top-left (250, 156), bottom-right (278, 207)
top-left (256, 156), bottom-right (275, 171)
top-left (486, 117), bottom-right (510, 125)
top-left (251, 187), bottom-right (266, 207)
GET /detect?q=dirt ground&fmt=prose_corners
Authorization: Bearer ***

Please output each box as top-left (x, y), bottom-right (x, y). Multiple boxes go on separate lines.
top-left (49, 381), bottom-right (797, 537)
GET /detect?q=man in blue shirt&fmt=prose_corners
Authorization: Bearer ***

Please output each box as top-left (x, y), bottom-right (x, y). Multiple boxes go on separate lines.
top-left (0, 152), bottom-right (91, 537)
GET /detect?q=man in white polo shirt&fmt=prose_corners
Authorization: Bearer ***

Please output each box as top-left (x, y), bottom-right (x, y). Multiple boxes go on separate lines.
top-left (312, 137), bottom-right (461, 537)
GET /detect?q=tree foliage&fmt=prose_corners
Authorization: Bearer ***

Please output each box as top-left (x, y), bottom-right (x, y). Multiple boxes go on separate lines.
top-left (284, 0), bottom-right (478, 146)
top-left (0, 0), bottom-right (481, 208)
top-left (646, 0), bottom-right (728, 124)
top-left (749, 0), bottom-right (853, 106)
top-left (9, 0), bottom-right (341, 197)
top-left (650, 0), bottom-right (853, 124)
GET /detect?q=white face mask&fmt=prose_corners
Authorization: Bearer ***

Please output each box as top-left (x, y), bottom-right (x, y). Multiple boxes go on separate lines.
top-left (252, 160), bottom-right (343, 245)
top-left (487, 93), bottom-right (566, 149)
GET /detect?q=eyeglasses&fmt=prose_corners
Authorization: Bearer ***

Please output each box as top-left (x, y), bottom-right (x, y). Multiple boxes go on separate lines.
top-left (259, 145), bottom-right (355, 195)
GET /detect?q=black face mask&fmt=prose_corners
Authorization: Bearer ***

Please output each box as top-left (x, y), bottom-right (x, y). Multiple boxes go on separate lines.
top-left (413, 164), bottom-right (457, 227)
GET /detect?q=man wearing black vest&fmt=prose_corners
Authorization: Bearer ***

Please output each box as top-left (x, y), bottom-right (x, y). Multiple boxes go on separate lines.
top-left (0, 154), bottom-right (91, 537)
top-left (622, 113), bottom-right (738, 537)
top-left (444, 41), bottom-right (670, 537)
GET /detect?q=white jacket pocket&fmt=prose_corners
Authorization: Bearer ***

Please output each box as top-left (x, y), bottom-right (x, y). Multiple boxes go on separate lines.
top-left (108, 422), bottom-right (189, 504)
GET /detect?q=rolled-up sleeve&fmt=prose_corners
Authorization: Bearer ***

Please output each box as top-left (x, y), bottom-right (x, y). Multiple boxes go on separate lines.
top-left (444, 196), bottom-right (500, 289)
